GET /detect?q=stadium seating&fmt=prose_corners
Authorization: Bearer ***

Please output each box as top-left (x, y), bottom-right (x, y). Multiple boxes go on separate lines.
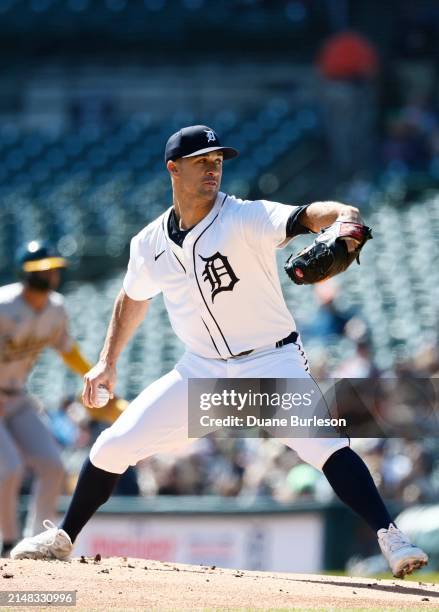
top-left (2, 103), bottom-right (438, 406)
top-left (25, 192), bottom-right (439, 408)
top-left (0, 99), bottom-right (316, 265)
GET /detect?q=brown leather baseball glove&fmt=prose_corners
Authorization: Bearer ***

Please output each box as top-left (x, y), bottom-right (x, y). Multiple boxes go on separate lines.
top-left (285, 221), bottom-right (372, 285)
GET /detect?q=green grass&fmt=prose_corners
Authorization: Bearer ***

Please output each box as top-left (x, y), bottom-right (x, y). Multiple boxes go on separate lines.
top-left (323, 570), bottom-right (439, 583)
top-left (377, 572), bottom-right (439, 583)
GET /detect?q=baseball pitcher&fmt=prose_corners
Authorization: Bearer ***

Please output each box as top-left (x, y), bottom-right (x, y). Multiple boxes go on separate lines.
top-left (11, 126), bottom-right (428, 578)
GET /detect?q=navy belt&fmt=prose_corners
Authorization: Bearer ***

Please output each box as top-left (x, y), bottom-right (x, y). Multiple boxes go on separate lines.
top-left (231, 331), bottom-right (299, 359)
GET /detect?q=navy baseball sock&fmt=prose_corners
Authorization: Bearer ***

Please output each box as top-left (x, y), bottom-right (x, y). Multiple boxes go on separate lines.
top-left (60, 458), bottom-right (120, 543)
top-left (1, 540), bottom-right (16, 557)
top-left (322, 446), bottom-right (393, 533)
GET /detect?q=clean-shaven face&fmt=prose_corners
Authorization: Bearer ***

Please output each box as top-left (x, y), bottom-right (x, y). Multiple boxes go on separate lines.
top-left (172, 151), bottom-right (223, 198)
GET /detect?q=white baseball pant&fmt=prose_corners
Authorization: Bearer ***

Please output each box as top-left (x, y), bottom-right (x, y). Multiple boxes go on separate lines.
top-left (90, 337), bottom-right (348, 474)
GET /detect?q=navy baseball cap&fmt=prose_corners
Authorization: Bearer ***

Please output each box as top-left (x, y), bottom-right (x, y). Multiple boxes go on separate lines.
top-left (18, 240), bottom-right (67, 273)
top-left (165, 125), bottom-right (239, 163)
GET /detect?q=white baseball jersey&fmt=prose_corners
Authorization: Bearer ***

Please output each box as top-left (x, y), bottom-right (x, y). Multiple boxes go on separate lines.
top-left (92, 192), bottom-right (349, 476)
top-left (0, 283), bottom-right (74, 392)
top-left (123, 192), bottom-right (303, 359)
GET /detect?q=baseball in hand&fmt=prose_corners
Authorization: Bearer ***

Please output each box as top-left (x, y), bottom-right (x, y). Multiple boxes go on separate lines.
top-left (94, 385), bottom-right (111, 408)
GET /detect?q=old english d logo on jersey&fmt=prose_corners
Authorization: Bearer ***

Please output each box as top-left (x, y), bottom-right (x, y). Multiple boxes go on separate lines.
top-left (199, 252), bottom-right (239, 302)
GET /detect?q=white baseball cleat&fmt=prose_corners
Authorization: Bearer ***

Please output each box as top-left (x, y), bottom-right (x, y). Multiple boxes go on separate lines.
top-left (10, 520), bottom-right (73, 561)
top-left (377, 523), bottom-right (428, 578)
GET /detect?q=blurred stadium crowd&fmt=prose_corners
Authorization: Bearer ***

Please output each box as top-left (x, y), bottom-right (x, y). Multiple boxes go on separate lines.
top-left (1, 0), bottom-right (438, 522)
top-left (41, 330), bottom-right (439, 508)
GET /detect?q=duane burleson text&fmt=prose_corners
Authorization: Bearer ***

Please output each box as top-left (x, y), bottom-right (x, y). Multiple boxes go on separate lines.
top-left (200, 415), bottom-right (347, 428)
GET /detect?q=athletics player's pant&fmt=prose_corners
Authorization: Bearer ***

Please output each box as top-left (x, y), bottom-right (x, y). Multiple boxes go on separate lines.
top-left (90, 341), bottom-right (348, 474)
top-left (0, 394), bottom-right (64, 542)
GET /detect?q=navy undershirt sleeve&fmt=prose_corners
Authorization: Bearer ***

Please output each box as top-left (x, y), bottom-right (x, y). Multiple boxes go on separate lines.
top-left (285, 204), bottom-right (314, 239)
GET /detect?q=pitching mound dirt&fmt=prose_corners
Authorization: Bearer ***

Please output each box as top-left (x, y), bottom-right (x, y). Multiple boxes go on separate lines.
top-left (1, 557), bottom-right (438, 610)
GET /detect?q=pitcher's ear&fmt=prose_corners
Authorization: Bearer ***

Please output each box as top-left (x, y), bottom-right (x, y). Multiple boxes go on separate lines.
top-left (167, 160), bottom-right (178, 174)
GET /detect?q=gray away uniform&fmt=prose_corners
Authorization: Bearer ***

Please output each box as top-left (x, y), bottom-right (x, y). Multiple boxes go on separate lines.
top-left (0, 283), bottom-right (73, 542)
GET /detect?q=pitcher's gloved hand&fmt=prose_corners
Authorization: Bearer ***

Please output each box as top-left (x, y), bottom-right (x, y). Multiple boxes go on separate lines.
top-left (285, 221), bottom-right (372, 285)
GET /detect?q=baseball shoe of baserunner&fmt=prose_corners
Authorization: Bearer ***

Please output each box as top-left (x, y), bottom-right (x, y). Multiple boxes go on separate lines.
top-left (10, 520), bottom-right (72, 561)
top-left (377, 523), bottom-right (428, 578)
